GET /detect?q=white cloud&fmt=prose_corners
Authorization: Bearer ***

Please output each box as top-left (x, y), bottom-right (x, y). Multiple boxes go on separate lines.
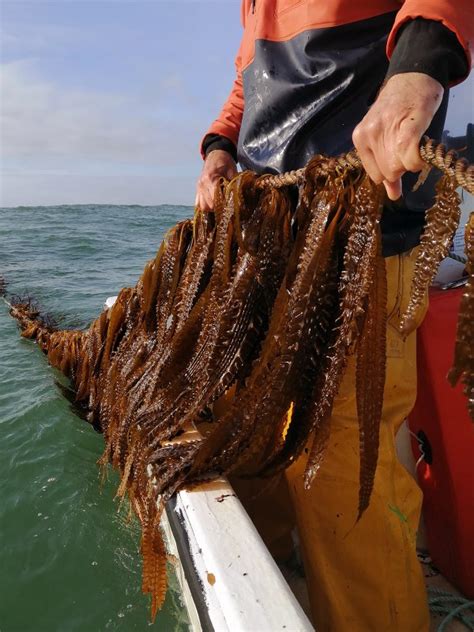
top-left (0, 60), bottom-right (202, 206)
top-left (1, 60), bottom-right (197, 164)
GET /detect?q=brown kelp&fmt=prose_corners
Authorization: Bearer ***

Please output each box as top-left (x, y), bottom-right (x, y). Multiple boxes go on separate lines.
top-left (449, 212), bottom-right (474, 418)
top-left (4, 140), bottom-right (473, 619)
top-left (399, 175), bottom-right (461, 335)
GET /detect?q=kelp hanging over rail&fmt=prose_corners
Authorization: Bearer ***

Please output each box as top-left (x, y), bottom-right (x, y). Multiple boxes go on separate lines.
top-left (3, 140), bottom-right (474, 619)
top-left (449, 212), bottom-right (474, 419)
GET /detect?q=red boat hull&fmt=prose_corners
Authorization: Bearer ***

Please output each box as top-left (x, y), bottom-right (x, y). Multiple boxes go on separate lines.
top-left (409, 287), bottom-right (474, 598)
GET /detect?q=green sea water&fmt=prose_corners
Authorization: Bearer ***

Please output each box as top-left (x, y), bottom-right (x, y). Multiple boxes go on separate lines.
top-left (0, 205), bottom-right (193, 632)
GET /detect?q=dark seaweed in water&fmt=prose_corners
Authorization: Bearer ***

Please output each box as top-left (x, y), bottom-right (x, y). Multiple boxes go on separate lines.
top-left (5, 151), bottom-right (473, 620)
top-left (0, 276), bottom-right (7, 297)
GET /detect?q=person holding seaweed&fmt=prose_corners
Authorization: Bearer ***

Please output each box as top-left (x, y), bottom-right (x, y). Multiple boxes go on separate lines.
top-left (196, 2), bottom-right (472, 629)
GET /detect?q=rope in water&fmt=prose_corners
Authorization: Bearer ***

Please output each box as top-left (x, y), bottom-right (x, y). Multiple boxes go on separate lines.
top-left (427, 587), bottom-right (474, 631)
top-left (256, 137), bottom-right (474, 196)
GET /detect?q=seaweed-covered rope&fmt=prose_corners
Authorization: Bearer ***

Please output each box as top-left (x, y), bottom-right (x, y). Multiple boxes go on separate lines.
top-left (256, 137), bottom-right (474, 196)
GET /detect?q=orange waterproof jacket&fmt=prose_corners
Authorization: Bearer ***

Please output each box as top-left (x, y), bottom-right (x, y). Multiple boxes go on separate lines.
top-left (202, 0), bottom-right (472, 256)
top-left (204, 0), bottom-right (472, 156)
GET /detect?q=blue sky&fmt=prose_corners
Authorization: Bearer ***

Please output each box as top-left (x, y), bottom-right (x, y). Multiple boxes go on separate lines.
top-left (0, 0), bottom-right (242, 206)
top-left (0, 1), bottom-right (472, 207)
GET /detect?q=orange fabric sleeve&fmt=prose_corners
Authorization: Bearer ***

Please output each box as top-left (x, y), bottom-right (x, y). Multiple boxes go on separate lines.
top-left (200, 2), bottom-right (250, 159)
top-left (201, 61), bottom-right (244, 155)
top-left (387, 0), bottom-right (473, 85)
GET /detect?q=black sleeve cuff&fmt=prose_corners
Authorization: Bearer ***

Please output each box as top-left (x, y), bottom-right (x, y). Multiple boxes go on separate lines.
top-left (386, 18), bottom-right (469, 88)
top-left (202, 133), bottom-right (238, 162)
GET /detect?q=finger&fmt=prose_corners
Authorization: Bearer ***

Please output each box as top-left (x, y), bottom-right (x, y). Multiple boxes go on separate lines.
top-left (375, 152), bottom-right (405, 185)
top-left (225, 166), bottom-right (238, 181)
top-left (197, 189), bottom-right (212, 213)
top-left (199, 197), bottom-right (211, 213)
top-left (353, 121), bottom-right (385, 183)
top-left (208, 178), bottom-right (223, 208)
top-left (202, 185), bottom-right (215, 212)
top-left (196, 178), bottom-right (214, 212)
top-left (383, 178), bottom-right (402, 201)
top-left (397, 132), bottom-right (426, 173)
top-left (195, 192), bottom-right (203, 212)
top-left (357, 145), bottom-right (385, 184)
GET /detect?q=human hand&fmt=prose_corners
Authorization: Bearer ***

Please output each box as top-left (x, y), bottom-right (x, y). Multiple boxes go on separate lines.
top-left (195, 150), bottom-right (238, 211)
top-left (352, 72), bottom-right (444, 201)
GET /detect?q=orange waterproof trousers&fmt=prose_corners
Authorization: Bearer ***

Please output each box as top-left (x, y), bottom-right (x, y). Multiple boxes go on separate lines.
top-left (226, 247), bottom-right (430, 631)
